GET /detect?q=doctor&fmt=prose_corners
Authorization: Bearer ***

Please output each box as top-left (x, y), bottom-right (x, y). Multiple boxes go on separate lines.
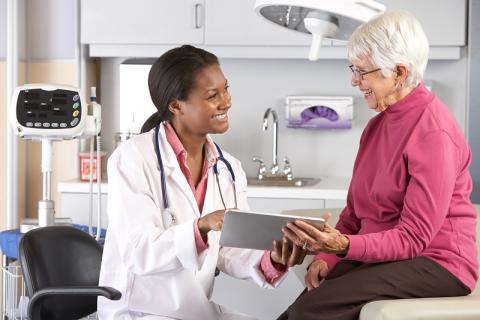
top-left (98, 45), bottom-right (307, 320)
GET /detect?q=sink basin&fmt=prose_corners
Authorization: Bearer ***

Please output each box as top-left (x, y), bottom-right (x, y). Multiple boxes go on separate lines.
top-left (247, 177), bottom-right (320, 187)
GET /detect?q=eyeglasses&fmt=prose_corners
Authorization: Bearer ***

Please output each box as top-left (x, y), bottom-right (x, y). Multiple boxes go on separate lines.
top-left (349, 65), bottom-right (381, 81)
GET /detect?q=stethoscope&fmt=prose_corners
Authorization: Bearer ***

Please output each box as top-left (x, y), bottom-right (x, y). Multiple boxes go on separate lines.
top-left (154, 123), bottom-right (237, 224)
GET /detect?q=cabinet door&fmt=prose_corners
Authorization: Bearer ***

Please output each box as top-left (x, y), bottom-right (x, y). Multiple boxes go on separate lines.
top-left (380, 0), bottom-right (466, 46)
top-left (205, 0), bottom-right (313, 46)
top-left (81, 0), bottom-right (204, 44)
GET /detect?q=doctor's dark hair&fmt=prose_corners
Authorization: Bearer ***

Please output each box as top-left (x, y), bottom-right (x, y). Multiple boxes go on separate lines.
top-left (140, 45), bottom-right (220, 133)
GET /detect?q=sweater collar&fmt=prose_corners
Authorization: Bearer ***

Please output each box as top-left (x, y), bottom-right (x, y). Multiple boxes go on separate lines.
top-left (383, 83), bottom-right (434, 121)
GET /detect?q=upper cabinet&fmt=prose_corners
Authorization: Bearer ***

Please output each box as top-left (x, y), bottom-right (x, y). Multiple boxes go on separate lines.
top-left (81, 0), bottom-right (467, 59)
top-left (81, 0), bottom-right (205, 45)
top-left (204, 0), bottom-right (310, 46)
top-left (380, 0), bottom-right (466, 46)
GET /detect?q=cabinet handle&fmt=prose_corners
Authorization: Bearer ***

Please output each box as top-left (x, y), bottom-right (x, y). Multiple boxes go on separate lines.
top-left (194, 3), bottom-right (203, 29)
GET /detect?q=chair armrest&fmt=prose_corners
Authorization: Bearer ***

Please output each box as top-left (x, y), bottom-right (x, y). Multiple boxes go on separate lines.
top-left (30, 286), bottom-right (121, 304)
top-left (359, 294), bottom-right (480, 320)
top-left (28, 286), bottom-right (121, 320)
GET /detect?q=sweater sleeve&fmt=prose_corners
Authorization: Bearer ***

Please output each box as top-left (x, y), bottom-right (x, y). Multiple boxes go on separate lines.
top-left (345, 130), bottom-right (459, 262)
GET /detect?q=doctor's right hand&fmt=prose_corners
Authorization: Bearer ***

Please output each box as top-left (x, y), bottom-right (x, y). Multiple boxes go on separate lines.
top-left (198, 210), bottom-right (225, 237)
top-left (305, 259), bottom-right (329, 291)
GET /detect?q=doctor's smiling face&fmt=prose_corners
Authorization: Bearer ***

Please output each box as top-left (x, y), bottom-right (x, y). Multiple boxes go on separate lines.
top-left (170, 63), bottom-right (231, 137)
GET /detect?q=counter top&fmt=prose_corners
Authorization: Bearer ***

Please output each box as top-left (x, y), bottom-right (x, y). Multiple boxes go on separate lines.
top-left (246, 176), bottom-right (349, 200)
top-left (58, 180), bottom-right (109, 194)
top-left (58, 176), bottom-right (350, 200)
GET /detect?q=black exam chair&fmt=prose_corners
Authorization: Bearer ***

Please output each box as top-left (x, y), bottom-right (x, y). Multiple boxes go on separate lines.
top-left (18, 226), bottom-right (121, 320)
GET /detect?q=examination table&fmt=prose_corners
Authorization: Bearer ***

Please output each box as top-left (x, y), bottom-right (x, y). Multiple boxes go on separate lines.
top-left (359, 204), bottom-right (480, 320)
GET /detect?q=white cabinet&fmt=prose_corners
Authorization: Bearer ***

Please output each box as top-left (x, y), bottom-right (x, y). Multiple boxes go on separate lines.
top-left (81, 0), bottom-right (467, 59)
top-left (228, 0), bottom-right (468, 47)
top-left (205, 0), bottom-right (467, 47)
top-left (381, 0), bottom-right (466, 46)
top-left (205, 0), bottom-right (311, 46)
top-left (81, 0), bottom-right (205, 45)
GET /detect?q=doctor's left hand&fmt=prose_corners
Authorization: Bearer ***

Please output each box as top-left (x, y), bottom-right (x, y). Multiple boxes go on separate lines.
top-left (270, 238), bottom-right (308, 267)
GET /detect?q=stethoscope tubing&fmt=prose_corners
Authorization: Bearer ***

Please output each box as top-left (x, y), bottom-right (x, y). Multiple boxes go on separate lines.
top-left (154, 123), bottom-right (237, 215)
top-left (155, 124), bottom-right (169, 210)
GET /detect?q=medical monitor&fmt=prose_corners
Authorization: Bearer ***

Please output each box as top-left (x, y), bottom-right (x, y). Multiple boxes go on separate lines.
top-left (11, 84), bottom-right (85, 139)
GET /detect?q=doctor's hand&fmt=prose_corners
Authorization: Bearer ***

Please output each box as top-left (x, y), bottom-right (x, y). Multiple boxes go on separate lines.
top-left (283, 212), bottom-right (350, 255)
top-left (270, 238), bottom-right (308, 267)
top-left (198, 210), bottom-right (225, 237)
top-left (305, 259), bottom-right (329, 291)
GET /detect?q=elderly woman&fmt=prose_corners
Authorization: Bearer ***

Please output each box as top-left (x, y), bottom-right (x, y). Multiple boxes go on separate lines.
top-left (278, 10), bottom-right (478, 320)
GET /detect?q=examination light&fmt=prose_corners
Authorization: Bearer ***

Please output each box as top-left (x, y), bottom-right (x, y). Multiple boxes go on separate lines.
top-left (254, 0), bottom-right (386, 60)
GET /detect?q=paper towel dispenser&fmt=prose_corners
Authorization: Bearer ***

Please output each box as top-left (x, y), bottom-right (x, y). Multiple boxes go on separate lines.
top-left (285, 96), bottom-right (353, 129)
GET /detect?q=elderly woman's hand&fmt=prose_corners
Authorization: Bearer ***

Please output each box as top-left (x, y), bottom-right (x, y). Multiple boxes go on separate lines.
top-left (305, 259), bottom-right (329, 291)
top-left (270, 237), bottom-right (308, 267)
top-left (282, 212), bottom-right (350, 255)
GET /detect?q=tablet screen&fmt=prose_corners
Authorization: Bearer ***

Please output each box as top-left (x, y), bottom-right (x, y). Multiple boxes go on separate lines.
top-left (219, 209), bottom-right (325, 251)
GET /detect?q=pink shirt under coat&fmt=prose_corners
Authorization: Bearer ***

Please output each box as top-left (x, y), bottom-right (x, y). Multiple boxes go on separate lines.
top-left (163, 122), bottom-right (285, 282)
top-left (315, 83), bottom-right (478, 291)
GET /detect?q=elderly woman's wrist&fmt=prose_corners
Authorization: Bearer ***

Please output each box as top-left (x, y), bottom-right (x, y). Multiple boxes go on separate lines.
top-left (337, 235), bottom-right (350, 256)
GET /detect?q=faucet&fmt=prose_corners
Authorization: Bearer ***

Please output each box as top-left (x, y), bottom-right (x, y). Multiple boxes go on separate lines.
top-left (283, 157), bottom-right (293, 181)
top-left (262, 108), bottom-right (279, 174)
top-left (252, 156), bottom-right (267, 180)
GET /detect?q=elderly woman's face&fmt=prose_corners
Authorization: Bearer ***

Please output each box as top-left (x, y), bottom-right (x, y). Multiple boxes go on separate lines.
top-left (350, 57), bottom-right (398, 112)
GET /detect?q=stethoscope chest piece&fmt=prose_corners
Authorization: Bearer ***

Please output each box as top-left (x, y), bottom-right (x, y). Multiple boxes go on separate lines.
top-left (163, 207), bottom-right (176, 226)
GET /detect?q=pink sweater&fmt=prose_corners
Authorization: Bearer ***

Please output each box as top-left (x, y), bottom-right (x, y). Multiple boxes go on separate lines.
top-left (316, 83), bottom-right (478, 291)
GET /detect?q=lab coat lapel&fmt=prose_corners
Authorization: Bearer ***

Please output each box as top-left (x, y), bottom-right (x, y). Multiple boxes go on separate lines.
top-left (157, 124), bottom-right (201, 218)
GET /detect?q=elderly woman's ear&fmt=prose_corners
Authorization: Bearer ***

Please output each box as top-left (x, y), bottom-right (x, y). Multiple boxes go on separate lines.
top-left (394, 64), bottom-right (409, 88)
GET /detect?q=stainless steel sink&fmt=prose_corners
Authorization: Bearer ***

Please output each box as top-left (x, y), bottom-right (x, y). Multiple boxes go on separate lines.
top-left (247, 177), bottom-right (320, 187)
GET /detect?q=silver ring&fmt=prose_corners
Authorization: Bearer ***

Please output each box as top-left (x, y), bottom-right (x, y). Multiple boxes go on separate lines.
top-left (302, 241), bottom-right (308, 250)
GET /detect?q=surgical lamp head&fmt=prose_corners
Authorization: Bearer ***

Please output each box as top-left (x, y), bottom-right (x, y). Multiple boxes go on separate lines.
top-left (254, 0), bottom-right (386, 61)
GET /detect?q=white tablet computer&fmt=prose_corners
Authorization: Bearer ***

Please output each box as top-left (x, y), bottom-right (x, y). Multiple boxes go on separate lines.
top-left (219, 209), bottom-right (325, 251)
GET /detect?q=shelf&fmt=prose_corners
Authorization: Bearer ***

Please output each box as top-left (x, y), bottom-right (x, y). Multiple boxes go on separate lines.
top-left (89, 44), bottom-right (463, 60)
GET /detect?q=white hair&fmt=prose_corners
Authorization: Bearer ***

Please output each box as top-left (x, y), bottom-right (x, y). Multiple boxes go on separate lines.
top-left (347, 10), bottom-right (429, 87)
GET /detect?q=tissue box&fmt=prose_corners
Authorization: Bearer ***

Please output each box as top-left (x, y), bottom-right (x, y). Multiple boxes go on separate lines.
top-left (286, 96), bottom-right (354, 129)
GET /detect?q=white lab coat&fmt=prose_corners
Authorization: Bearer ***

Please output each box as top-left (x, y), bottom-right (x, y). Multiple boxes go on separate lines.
top-left (98, 124), bottom-right (286, 320)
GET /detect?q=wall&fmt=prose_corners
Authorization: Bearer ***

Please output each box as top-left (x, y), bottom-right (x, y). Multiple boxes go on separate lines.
top-left (469, 0), bottom-right (480, 203)
top-left (1, 0), bottom-right (85, 230)
top-left (101, 56), bottom-right (469, 180)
